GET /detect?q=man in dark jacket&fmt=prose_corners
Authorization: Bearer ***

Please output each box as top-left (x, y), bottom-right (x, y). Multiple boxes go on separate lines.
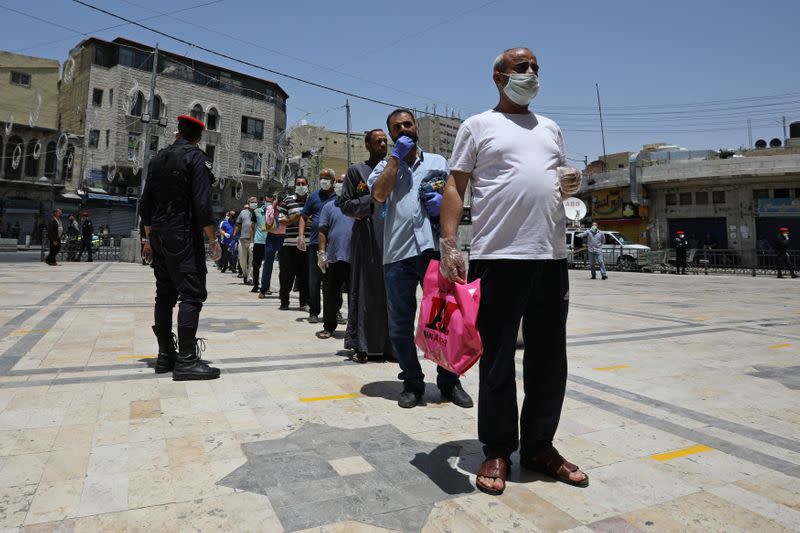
top-left (141, 115), bottom-right (222, 381)
top-left (45, 208), bottom-right (62, 266)
top-left (674, 230), bottom-right (688, 275)
top-left (774, 227), bottom-right (796, 279)
top-left (76, 211), bottom-right (94, 262)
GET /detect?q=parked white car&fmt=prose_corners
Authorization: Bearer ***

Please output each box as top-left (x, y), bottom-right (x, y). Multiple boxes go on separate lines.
top-left (565, 228), bottom-right (651, 270)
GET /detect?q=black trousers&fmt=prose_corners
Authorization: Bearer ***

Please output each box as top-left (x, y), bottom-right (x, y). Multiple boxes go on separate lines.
top-left (46, 240), bottom-right (60, 264)
top-left (322, 261), bottom-right (349, 332)
top-left (776, 253), bottom-right (795, 277)
top-left (151, 240), bottom-right (207, 342)
top-left (252, 242), bottom-right (265, 290)
top-left (77, 237), bottom-right (93, 261)
top-left (307, 243), bottom-right (323, 317)
top-left (676, 250), bottom-right (687, 274)
top-left (468, 259), bottom-right (569, 460)
top-left (279, 246), bottom-right (309, 307)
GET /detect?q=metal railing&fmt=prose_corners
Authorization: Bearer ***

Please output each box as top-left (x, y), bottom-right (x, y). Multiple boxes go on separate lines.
top-left (40, 230), bottom-right (120, 262)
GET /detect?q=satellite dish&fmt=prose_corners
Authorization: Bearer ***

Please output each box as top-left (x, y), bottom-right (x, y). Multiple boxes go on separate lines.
top-left (563, 197), bottom-right (587, 221)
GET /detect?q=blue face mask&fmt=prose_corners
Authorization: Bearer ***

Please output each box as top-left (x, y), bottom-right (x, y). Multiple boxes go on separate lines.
top-left (590, 226), bottom-right (598, 233)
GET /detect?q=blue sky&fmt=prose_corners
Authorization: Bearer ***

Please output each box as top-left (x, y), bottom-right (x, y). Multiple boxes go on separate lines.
top-left (1, 0), bottom-right (798, 162)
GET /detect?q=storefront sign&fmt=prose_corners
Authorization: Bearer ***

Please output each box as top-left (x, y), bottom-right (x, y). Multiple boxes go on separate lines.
top-left (757, 198), bottom-right (800, 216)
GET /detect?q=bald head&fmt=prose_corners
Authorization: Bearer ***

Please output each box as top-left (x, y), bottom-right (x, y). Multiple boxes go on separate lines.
top-left (493, 47), bottom-right (535, 73)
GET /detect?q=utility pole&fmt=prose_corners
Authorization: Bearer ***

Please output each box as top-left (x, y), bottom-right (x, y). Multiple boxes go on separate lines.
top-left (783, 115), bottom-right (787, 140)
top-left (133, 44), bottom-right (159, 232)
top-left (345, 99), bottom-right (352, 168)
top-left (595, 83), bottom-right (607, 164)
top-left (747, 118), bottom-right (752, 148)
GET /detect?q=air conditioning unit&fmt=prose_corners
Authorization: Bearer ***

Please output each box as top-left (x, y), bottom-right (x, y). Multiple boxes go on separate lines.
top-left (211, 192), bottom-right (221, 202)
top-left (126, 187), bottom-right (139, 195)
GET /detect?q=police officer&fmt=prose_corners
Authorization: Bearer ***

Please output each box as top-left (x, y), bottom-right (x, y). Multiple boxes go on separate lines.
top-left (674, 230), bottom-right (688, 275)
top-left (76, 211), bottom-right (94, 262)
top-left (141, 115), bottom-right (222, 381)
top-left (774, 227), bottom-right (796, 279)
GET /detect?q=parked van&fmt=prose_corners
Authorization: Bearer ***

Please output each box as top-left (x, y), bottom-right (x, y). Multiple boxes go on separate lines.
top-left (565, 228), bottom-right (651, 271)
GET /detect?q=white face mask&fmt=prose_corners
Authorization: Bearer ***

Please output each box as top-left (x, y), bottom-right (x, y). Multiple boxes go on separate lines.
top-left (249, 203), bottom-right (257, 209)
top-left (591, 226), bottom-right (598, 233)
top-left (295, 185), bottom-right (308, 196)
top-left (502, 73), bottom-right (540, 106)
top-left (333, 183), bottom-right (343, 196)
top-left (319, 179), bottom-right (332, 191)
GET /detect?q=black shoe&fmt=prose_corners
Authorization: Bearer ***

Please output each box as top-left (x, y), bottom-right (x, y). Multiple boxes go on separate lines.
top-left (279, 305), bottom-right (289, 310)
top-left (590, 276), bottom-right (596, 279)
top-left (309, 314), bottom-right (319, 324)
top-left (398, 389), bottom-right (422, 409)
top-left (602, 275), bottom-right (608, 280)
top-left (440, 383), bottom-right (473, 408)
top-left (152, 325), bottom-right (177, 374)
top-left (173, 338), bottom-right (220, 381)
top-left (250, 286), bottom-right (259, 293)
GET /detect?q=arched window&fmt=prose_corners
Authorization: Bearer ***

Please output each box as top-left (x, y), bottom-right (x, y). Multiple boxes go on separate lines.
top-left (190, 103), bottom-right (204, 122)
top-left (44, 141), bottom-right (57, 178)
top-left (206, 107), bottom-right (219, 131)
top-left (130, 91), bottom-right (144, 116)
top-left (25, 139), bottom-right (39, 177)
top-left (4, 135), bottom-right (23, 179)
top-left (152, 95), bottom-right (163, 120)
top-left (61, 144), bottom-right (75, 181)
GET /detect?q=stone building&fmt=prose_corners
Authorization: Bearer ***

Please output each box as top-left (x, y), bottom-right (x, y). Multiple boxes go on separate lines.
top-left (287, 124), bottom-right (370, 182)
top-left (416, 114), bottom-right (462, 160)
top-left (58, 37), bottom-right (288, 233)
top-left (0, 50), bottom-right (83, 243)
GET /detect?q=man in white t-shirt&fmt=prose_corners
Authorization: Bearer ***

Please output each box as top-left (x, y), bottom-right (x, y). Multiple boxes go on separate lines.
top-left (439, 47), bottom-right (587, 496)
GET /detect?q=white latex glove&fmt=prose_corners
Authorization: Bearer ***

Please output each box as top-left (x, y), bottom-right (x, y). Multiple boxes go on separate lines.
top-left (558, 166), bottom-right (582, 199)
top-left (317, 250), bottom-right (328, 273)
top-left (439, 237), bottom-right (466, 283)
top-left (296, 235), bottom-right (307, 251)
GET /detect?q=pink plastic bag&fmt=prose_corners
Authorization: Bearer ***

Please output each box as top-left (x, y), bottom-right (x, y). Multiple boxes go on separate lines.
top-left (415, 260), bottom-right (483, 376)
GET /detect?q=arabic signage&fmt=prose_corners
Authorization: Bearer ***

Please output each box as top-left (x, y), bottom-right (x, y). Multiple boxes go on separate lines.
top-left (591, 187), bottom-right (640, 219)
top-left (757, 198), bottom-right (800, 217)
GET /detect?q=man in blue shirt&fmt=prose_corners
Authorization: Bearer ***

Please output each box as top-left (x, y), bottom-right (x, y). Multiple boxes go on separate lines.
top-left (299, 169), bottom-right (337, 323)
top-left (317, 174), bottom-right (354, 340)
top-left (369, 109), bottom-right (473, 409)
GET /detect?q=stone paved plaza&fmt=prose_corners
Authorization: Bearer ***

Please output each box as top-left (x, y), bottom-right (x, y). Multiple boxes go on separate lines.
top-left (0, 259), bottom-right (798, 532)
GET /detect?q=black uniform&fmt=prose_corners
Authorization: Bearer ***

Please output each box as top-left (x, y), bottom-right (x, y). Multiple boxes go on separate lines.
top-left (45, 217), bottom-right (61, 265)
top-left (774, 235), bottom-right (796, 278)
top-left (674, 235), bottom-right (688, 274)
top-left (140, 138), bottom-right (218, 377)
top-left (77, 216), bottom-right (94, 262)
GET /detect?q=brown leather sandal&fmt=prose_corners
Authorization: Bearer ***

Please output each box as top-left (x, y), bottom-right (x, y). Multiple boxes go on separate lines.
top-left (476, 457), bottom-right (510, 496)
top-left (522, 446), bottom-right (589, 488)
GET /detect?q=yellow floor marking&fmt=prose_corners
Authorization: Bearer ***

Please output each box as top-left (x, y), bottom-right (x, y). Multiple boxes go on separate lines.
top-left (651, 444), bottom-right (713, 461)
top-left (768, 344), bottom-right (792, 349)
top-left (299, 393), bottom-right (360, 403)
top-left (9, 329), bottom-right (48, 336)
top-left (593, 365), bottom-right (631, 371)
top-left (116, 355), bottom-right (157, 360)
top-left (691, 316), bottom-right (711, 321)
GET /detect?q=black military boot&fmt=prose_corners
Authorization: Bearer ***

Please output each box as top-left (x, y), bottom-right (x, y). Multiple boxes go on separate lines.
top-left (152, 325), bottom-right (177, 374)
top-left (173, 334), bottom-right (220, 381)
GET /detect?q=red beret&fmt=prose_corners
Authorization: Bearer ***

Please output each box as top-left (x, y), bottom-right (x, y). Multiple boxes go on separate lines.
top-left (779, 227), bottom-right (789, 232)
top-left (676, 230), bottom-right (684, 235)
top-left (176, 115), bottom-right (206, 130)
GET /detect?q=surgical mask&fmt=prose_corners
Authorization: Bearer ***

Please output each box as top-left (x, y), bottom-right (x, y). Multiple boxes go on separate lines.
top-left (249, 202), bottom-right (257, 209)
top-left (320, 179), bottom-right (332, 191)
top-left (591, 226), bottom-right (598, 233)
top-left (501, 73), bottom-right (540, 106)
top-left (295, 185), bottom-right (308, 196)
top-left (334, 183), bottom-right (343, 196)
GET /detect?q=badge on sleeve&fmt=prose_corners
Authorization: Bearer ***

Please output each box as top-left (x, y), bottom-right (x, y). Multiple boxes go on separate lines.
top-left (205, 161), bottom-right (212, 170)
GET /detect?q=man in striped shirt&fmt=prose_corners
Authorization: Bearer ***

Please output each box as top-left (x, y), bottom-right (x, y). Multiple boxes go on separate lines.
top-left (278, 176), bottom-right (310, 311)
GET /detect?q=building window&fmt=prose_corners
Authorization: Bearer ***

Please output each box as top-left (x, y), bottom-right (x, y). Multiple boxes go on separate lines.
top-left (206, 144), bottom-right (216, 162)
top-left (695, 191), bottom-right (709, 205)
top-left (44, 142), bottom-right (57, 178)
top-left (4, 136), bottom-right (23, 179)
top-left (752, 189), bottom-right (769, 201)
top-left (712, 191), bottom-right (726, 204)
top-left (10, 71), bottom-right (31, 87)
top-left (88, 129), bottom-right (100, 148)
top-left (127, 133), bottom-right (141, 161)
top-left (190, 104), bottom-right (204, 122)
top-left (24, 139), bottom-right (39, 177)
top-left (109, 89), bottom-right (113, 106)
top-left (129, 91), bottom-right (144, 116)
top-left (679, 192), bottom-right (692, 205)
top-left (105, 129), bottom-right (110, 148)
top-left (239, 150), bottom-right (262, 175)
top-left (61, 145), bottom-right (74, 180)
top-left (207, 108), bottom-right (219, 131)
top-left (665, 193), bottom-right (677, 206)
top-left (152, 95), bottom-right (164, 120)
top-left (241, 116), bottom-right (264, 140)
top-left (149, 136), bottom-right (159, 152)
top-left (92, 88), bottom-right (103, 107)
top-left (773, 188), bottom-right (790, 199)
